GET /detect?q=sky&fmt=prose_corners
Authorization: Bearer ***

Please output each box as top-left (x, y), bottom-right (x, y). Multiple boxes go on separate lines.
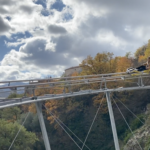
top-left (0, 0), bottom-right (150, 81)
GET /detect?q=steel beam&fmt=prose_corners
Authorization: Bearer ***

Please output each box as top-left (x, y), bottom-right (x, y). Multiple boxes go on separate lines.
top-left (106, 91), bottom-right (120, 150)
top-left (1, 85), bottom-right (150, 109)
top-left (0, 73), bottom-right (149, 90)
top-left (0, 72), bottom-right (126, 84)
top-left (36, 102), bottom-right (51, 150)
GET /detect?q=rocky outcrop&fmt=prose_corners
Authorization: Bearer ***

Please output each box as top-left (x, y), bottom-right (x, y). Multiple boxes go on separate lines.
top-left (123, 104), bottom-right (150, 150)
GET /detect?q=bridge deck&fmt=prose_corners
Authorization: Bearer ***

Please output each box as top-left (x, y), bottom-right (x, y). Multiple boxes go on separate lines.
top-left (0, 85), bottom-right (150, 109)
top-left (0, 71), bottom-right (150, 109)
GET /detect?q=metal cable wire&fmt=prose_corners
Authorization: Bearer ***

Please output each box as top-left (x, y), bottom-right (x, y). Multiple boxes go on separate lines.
top-left (81, 94), bottom-right (105, 150)
top-left (8, 112), bottom-right (30, 150)
top-left (44, 105), bottom-right (82, 150)
top-left (112, 98), bottom-right (143, 150)
top-left (113, 95), bottom-right (144, 124)
top-left (44, 107), bottom-right (91, 150)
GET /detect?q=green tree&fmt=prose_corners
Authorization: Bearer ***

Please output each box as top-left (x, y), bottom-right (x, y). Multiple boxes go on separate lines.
top-left (0, 119), bottom-right (37, 150)
top-left (1, 107), bottom-right (21, 122)
top-left (8, 93), bottom-right (23, 99)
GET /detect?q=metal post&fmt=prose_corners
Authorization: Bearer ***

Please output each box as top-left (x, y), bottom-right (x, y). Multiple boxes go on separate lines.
top-left (138, 76), bottom-right (144, 87)
top-left (63, 87), bottom-right (66, 94)
top-left (100, 80), bottom-right (103, 89)
top-left (138, 77), bottom-right (140, 86)
top-left (36, 102), bottom-right (51, 150)
top-left (140, 75), bottom-right (144, 86)
top-left (68, 83), bottom-right (71, 93)
top-left (104, 79), bottom-right (107, 89)
top-left (106, 91), bottom-right (120, 150)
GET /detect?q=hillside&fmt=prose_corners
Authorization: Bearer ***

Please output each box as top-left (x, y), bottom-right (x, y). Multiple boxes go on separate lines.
top-left (123, 104), bottom-right (150, 150)
top-left (0, 40), bottom-right (150, 150)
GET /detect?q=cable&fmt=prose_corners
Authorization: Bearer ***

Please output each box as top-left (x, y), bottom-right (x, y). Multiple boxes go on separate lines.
top-left (81, 94), bottom-right (105, 150)
top-left (112, 98), bottom-right (143, 150)
top-left (44, 105), bottom-right (82, 150)
top-left (44, 107), bottom-right (91, 150)
top-left (8, 112), bottom-right (30, 150)
top-left (113, 95), bottom-right (144, 124)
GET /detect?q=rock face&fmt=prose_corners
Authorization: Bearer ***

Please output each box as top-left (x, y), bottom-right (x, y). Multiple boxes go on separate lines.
top-left (123, 104), bottom-right (150, 150)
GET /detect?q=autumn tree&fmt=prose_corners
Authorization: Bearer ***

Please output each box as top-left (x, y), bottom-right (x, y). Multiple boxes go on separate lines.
top-left (116, 57), bottom-right (132, 72)
top-left (80, 52), bottom-right (116, 75)
top-left (144, 39), bottom-right (150, 59)
top-left (134, 40), bottom-right (150, 64)
top-left (134, 44), bottom-right (147, 59)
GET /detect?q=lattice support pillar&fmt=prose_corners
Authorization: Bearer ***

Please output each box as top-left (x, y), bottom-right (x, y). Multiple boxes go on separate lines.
top-left (36, 102), bottom-right (51, 150)
top-left (106, 91), bottom-right (120, 150)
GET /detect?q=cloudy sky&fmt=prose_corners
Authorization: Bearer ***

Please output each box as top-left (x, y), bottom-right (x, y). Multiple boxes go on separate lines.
top-left (0, 0), bottom-right (150, 81)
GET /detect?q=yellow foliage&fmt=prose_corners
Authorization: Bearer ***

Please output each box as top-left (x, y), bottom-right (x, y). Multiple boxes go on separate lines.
top-left (134, 45), bottom-right (147, 59)
top-left (21, 105), bottom-right (29, 113)
top-left (135, 39), bottom-right (150, 63)
top-left (144, 39), bottom-right (150, 59)
top-left (71, 72), bottom-right (78, 76)
top-left (28, 103), bottom-right (37, 114)
top-left (80, 52), bottom-right (116, 75)
top-left (116, 57), bottom-right (132, 72)
top-left (138, 55), bottom-right (146, 63)
top-left (45, 100), bottom-right (61, 124)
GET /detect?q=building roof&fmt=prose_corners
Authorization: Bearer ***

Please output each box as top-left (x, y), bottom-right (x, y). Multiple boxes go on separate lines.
top-left (65, 66), bottom-right (82, 71)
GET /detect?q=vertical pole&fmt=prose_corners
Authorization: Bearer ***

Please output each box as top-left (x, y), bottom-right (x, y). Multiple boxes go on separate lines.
top-left (140, 75), bottom-right (144, 86)
top-left (100, 81), bottom-right (103, 89)
top-left (104, 79), bottom-right (107, 89)
top-left (138, 77), bottom-right (140, 86)
top-left (36, 102), bottom-right (51, 150)
top-left (138, 76), bottom-right (144, 87)
top-left (106, 91), bottom-right (120, 150)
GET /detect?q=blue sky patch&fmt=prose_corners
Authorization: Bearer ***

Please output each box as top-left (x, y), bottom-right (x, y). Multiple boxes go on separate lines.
top-left (41, 9), bottom-right (54, 17)
top-left (5, 16), bottom-right (11, 21)
top-left (0, 36), bottom-right (12, 61)
top-left (51, 0), bottom-right (66, 12)
top-left (0, 31), bottom-right (32, 61)
top-left (11, 31), bottom-right (32, 40)
top-left (63, 12), bottom-right (73, 21)
top-left (41, 9), bottom-right (50, 16)
top-left (34, 0), bottom-right (47, 8)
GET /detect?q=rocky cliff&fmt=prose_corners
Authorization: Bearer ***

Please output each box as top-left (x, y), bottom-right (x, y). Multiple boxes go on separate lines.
top-left (123, 104), bottom-right (150, 150)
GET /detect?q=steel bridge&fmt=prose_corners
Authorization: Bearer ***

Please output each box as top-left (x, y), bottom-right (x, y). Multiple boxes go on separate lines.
top-left (0, 71), bottom-right (150, 150)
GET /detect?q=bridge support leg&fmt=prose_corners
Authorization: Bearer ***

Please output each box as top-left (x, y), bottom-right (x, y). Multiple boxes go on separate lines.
top-left (106, 92), bottom-right (120, 150)
top-left (36, 102), bottom-right (51, 150)
top-left (138, 76), bottom-right (144, 86)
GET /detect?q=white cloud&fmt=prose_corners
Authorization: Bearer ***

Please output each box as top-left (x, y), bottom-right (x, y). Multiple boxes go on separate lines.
top-left (0, 0), bottom-right (150, 80)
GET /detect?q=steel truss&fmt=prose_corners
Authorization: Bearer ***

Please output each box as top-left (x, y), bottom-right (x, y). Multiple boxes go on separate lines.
top-left (0, 71), bottom-right (150, 150)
